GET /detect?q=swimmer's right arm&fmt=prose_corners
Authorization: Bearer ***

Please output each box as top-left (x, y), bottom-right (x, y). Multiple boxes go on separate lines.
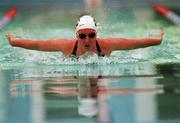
top-left (6, 33), bottom-right (74, 52)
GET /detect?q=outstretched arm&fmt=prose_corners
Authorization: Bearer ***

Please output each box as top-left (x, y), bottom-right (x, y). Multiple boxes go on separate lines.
top-left (6, 33), bottom-right (75, 52)
top-left (105, 31), bottom-right (164, 51)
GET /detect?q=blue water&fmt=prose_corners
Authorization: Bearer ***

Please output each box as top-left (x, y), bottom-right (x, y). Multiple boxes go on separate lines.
top-left (1, 64), bottom-right (180, 123)
top-left (0, 3), bottom-right (180, 123)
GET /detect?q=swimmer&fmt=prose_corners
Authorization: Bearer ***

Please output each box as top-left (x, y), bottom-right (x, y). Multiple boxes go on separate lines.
top-left (6, 15), bottom-right (164, 57)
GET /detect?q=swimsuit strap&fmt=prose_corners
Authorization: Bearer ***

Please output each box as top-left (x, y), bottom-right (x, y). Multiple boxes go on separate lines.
top-left (96, 40), bottom-right (105, 57)
top-left (72, 40), bottom-right (78, 56)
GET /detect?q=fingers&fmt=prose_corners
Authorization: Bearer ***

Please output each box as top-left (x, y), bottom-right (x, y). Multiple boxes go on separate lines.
top-left (160, 31), bottom-right (164, 37)
top-left (158, 31), bottom-right (164, 42)
top-left (7, 32), bottom-right (15, 41)
top-left (159, 31), bottom-right (164, 40)
top-left (6, 32), bottom-right (15, 45)
top-left (6, 33), bottom-right (12, 40)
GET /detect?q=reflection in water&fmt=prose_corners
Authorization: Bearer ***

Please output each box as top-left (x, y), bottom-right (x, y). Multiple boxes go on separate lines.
top-left (0, 71), bottom-right (6, 123)
top-left (0, 63), bottom-right (180, 123)
top-left (8, 76), bottom-right (163, 123)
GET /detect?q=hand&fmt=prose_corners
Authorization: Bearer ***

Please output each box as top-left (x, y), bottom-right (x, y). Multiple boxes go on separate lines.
top-left (149, 30), bottom-right (164, 44)
top-left (159, 30), bottom-right (164, 40)
top-left (155, 30), bottom-right (164, 45)
top-left (6, 33), bottom-right (15, 45)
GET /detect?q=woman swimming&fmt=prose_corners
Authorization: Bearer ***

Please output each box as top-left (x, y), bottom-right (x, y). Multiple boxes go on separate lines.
top-left (7, 15), bottom-right (164, 57)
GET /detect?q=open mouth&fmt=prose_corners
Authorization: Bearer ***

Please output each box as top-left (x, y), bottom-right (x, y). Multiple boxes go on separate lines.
top-left (85, 44), bottom-right (91, 48)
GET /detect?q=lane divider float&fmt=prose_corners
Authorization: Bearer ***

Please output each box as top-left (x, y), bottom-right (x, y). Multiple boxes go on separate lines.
top-left (0, 7), bottom-right (17, 30)
top-left (154, 3), bottom-right (180, 25)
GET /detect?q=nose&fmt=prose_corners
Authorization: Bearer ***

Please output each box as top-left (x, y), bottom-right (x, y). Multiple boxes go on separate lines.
top-left (84, 37), bottom-right (90, 42)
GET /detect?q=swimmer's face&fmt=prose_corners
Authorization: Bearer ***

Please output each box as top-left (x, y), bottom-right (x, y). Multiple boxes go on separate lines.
top-left (77, 29), bottom-right (97, 49)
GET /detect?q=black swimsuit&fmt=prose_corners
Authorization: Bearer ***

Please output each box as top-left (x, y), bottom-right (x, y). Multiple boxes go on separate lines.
top-left (72, 40), bottom-right (105, 57)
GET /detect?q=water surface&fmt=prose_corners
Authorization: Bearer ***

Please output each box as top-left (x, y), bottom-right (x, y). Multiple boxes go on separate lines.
top-left (0, 3), bottom-right (180, 123)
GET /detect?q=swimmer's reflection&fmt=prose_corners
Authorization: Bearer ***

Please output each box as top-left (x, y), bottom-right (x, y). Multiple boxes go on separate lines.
top-left (9, 76), bottom-right (164, 98)
top-left (47, 76), bottom-right (111, 120)
top-left (47, 77), bottom-right (163, 96)
top-left (10, 76), bottom-right (164, 120)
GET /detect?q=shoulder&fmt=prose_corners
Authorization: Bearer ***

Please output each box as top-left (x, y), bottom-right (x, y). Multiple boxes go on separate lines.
top-left (97, 38), bottom-right (111, 48)
top-left (59, 39), bottom-right (77, 55)
top-left (97, 38), bottom-right (112, 55)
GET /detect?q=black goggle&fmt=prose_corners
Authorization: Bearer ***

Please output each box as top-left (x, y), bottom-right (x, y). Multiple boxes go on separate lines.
top-left (78, 33), bottom-right (96, 39)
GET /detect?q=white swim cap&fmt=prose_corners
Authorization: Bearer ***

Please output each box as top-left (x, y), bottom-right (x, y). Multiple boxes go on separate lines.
top-left (76, 15), bottom-right (97, 32)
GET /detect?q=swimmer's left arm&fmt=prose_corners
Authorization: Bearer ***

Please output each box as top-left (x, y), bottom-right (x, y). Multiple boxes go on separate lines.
top-left (105, 31), bottom-right (164, 51)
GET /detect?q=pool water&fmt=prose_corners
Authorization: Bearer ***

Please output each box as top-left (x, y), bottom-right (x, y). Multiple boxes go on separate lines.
top-left (0, 5), bottom-right (180, 67)
top-left (1, 63), bottom-right (180, 123)
top-left (0, 3), bottom-right (180, 123)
